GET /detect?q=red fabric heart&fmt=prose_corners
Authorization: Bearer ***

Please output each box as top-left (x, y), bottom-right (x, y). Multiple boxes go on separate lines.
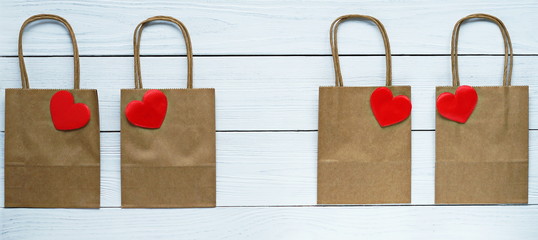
top-left (50, 90), bottom-right (91, 130)
top-left (125, 89), bottom-right (168, 129)
top-left (436, 85), bottom-right (478, 123)
top-left (370, 87), bottom-right (412, 127)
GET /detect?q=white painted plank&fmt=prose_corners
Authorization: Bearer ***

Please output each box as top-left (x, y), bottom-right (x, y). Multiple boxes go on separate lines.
top-left (1, 0), bottom-right (538, 55)
top-left (0, 56), bottom-right (538, 131)
top-left (2, 205), bottom-right (538, 240)
top-left (1, 56), bottom-right (536, 131)
top-left (1, 131), bottom-right (536, 207)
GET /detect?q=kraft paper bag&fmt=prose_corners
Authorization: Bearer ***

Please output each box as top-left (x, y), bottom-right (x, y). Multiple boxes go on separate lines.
top-left (5, 14), bottom-right (100, 208)
top-left (318, 15), bottom-right (412, 204)
top-left (435, 14), bottom-right (528, 204)
top-left (121, 16), bottom-right (216, 208)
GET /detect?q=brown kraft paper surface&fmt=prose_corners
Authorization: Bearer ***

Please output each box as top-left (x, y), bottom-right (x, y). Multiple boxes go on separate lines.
top-left (121, 88), bottom-right (216, 208)
top-left (5, 89), bottom-right (100, 208)
top-left (435, 86), bottom-right (528, 204)
top-left (318, 86), bottom-right (411, 204)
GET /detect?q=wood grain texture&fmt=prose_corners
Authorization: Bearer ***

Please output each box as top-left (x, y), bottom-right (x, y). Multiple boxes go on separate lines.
top-left (1, 0), bottom-right (538, 55)
top-left (1, 0), bottom-right (537, 238)
top-left (1, 56), bottom-right (536, 131)
top-left (1, 131), bottom-right (536, 207)
top-left (2, 206), bottom-right (538, 240)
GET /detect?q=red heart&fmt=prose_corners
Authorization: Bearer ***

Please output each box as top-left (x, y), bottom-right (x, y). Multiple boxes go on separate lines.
top-left (370, 87), bottom-right (412, 127)
top-left (436, 85), bottom-right (478, 123)
top-left (50, 90), bottom-right (91, 130)
top-left (125, 89), bottom-right (168, 129)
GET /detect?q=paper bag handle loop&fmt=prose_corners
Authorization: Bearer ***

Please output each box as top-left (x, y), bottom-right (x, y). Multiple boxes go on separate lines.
top-left (133, 16), bottom-right (193, 89)
top-left (330, 14), bottom-right (392, 87)
top-left (18, 14), bottom-right (80, 89)
top-left (451, 14), bottom-right (513, 86)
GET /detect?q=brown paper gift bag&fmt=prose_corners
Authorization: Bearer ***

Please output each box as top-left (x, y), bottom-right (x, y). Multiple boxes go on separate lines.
top-left (318, 15), bottom-right (412, 204)
top-left (121, 16), bottom-right (216, 208)
top-left (4, 14), bottom-right (100, 208)
top-left (435, 14), bottom-right (528, 204)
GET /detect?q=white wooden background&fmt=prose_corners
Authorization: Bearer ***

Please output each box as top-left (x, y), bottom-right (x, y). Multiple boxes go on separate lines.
top-left (1, 0), bottom-right (537, 239)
